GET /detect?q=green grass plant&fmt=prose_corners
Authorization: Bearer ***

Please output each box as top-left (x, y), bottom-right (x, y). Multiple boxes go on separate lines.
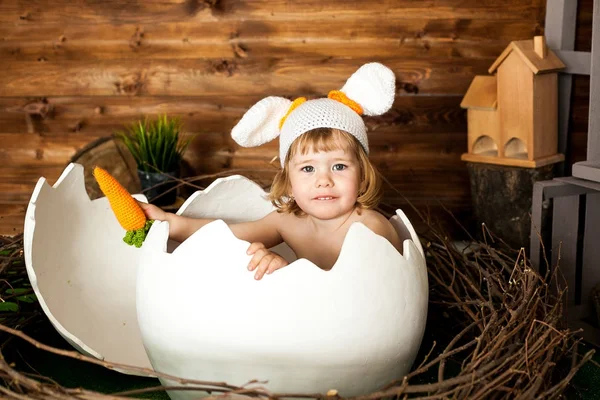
top-left (116, 115), bottom-right (192, 173)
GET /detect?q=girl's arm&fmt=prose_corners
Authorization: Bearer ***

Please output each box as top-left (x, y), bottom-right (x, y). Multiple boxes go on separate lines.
top-left (140, 202), bottom-right (288, 279)
top-left (139, 202), bottom-right (283, 247)
top-left (229, 211), bottom-right (284, 248)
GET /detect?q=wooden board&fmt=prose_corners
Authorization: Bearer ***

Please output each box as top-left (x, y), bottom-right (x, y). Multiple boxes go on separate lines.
top-left (460, 75), bottom-right (497, 110)
top-left (488, 39), bottom-right (565, 74)
top-left (0, 19), bottom-right (536, 62)
top-left (533, 73), bottom-right (559, 159)
top-left (0, 132), bottom-right (104, 165)
top-left (467, 109), bottom-right (500, 154)
top-left (497, 52), bottom-right (533, 155)
top-left (0, 58), bottom-right (493, 97)
top-left (0, 95), bottom-right (467, 131)
top-left (0, 204), bottom-right (27, 236)
top-left (0, 1), bottom-right (546, 24)
top-left (461, 152), bottom-right (565, 168)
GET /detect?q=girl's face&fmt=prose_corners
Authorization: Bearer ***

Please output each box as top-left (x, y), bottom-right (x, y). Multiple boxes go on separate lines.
top-left (288, 147), bottom-right (361, 221)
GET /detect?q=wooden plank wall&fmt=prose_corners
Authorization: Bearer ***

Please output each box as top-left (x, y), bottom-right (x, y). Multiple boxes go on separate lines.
top-left (0, 0), bottom-right (593, 236)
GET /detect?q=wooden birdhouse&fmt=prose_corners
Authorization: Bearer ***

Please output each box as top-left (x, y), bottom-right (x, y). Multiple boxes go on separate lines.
top-left (461, 36), bottom-right (566, 168)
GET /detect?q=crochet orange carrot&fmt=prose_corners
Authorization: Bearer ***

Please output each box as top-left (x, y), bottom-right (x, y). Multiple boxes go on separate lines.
top-left (93, 166), bottom-right (153, 248)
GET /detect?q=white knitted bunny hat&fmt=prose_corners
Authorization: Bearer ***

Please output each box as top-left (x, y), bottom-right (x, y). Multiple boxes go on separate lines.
top-left (231, 62), bottom-right (395, 167)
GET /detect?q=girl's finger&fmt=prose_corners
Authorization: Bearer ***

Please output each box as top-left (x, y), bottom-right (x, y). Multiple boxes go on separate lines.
top-left (246, 242), bottom-right (266, 255)
top-left (247, 248), bottom-right (267, 271)
top-left (254, 255), bottom-right (274, 280)
top-left (267, 257), bottom-right (288, 274)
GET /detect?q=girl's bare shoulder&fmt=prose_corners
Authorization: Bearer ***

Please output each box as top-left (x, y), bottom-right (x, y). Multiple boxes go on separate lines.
top-left (356, 209), bottom-right (392, 228)
top-left (357, 209), bottom-right (404, 252)
top-left (271, 210), bottom-right (305, 229)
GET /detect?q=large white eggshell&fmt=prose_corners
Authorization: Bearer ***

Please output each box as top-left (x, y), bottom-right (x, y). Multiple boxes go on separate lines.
top-left (23, 163), bottom-right (152, 371)
top-left (137, 175), bottom-right (429, 398)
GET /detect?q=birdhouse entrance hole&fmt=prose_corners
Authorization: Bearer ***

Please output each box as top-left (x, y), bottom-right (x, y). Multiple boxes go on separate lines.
top-left (472, 135), bottom-right (498, 156)
top-left (504, 137), bottom-right (528, 159)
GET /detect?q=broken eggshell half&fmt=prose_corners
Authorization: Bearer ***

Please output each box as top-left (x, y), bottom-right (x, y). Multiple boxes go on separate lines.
top-left (136, 175), bottom-right (429, 398)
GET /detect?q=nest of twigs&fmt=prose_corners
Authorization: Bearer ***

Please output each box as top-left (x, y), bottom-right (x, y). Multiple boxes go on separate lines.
top-left (0, 192), bottom-right (595, 399)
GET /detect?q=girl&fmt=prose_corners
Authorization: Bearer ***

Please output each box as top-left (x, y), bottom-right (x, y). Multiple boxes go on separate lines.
top-left (140, 62), bottom-right (408, 280)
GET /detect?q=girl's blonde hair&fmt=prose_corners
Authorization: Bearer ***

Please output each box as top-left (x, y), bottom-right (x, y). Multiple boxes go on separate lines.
top-left (268, 128), bottom-right (382, 215)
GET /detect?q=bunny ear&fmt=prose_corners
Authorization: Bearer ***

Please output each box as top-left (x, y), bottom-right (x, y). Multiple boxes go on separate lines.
top-left (231, 96), bottom-right (292, 147)
top-left (340, 62), bottom-right (396, 116)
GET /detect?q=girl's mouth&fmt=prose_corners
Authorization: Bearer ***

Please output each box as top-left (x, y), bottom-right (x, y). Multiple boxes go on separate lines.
top-left (314, 196), bottom-right (336, 200)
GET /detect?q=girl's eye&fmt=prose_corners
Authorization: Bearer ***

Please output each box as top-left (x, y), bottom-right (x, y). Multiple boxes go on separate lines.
top-left (332, 164), bottom-right (346, 171)
top-left (301, 166), bottom-right (314, 173)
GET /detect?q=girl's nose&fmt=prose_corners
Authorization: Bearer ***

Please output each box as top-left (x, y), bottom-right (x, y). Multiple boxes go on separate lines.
top-left (316, 171), bottom-right (333, 187)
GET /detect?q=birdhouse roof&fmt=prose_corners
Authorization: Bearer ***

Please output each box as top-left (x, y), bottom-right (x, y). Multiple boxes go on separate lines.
top-left (460, 75), bottom-right (497, 110)
top-left (488, 39), bottom-right (565, 74)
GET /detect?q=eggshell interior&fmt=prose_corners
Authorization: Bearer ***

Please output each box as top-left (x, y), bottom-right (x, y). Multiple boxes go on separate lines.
top-left (24, 163), bottom-right (152, 372)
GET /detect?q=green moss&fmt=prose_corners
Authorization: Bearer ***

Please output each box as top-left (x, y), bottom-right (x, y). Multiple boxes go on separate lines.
top-left (123, 220), bottom-right (154, 248)
top-left (565, 343), bottom-right (600, 399)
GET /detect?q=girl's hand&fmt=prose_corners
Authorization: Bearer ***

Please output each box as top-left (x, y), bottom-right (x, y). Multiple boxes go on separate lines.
top-left (137, 201), bottom-right (167, 221)
top-left (246, 242), bottom-right (289, 280)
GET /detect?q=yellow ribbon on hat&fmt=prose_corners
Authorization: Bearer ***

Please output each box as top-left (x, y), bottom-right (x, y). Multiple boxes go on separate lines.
top-left (278, 91), bottom-right (363, 131)
top-left (279, 97), bottom-right (307, 130)
top-left (327, 90), bottom-right (363, 115)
